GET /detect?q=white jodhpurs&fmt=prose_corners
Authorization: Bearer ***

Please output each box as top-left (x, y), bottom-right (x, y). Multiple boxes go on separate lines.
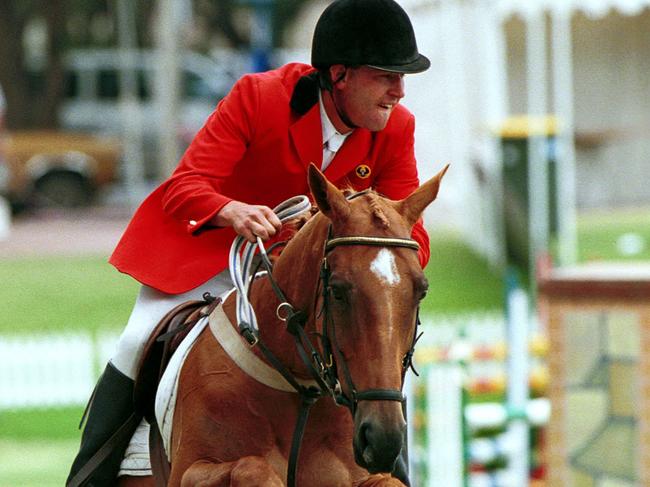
top-left (110, 270), bottom-right (234, 380)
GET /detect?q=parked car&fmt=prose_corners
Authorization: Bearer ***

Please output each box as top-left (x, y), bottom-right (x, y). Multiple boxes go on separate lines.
top-left (1, 130), bottom-right (121, 209)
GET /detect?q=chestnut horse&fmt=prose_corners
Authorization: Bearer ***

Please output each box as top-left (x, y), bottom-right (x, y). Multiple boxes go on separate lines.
top-left (121, 163), bottom-right (448, 487)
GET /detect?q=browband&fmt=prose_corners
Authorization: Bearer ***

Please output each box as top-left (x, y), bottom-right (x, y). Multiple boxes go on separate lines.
top-left (325, 236), bottom-right (420, 253)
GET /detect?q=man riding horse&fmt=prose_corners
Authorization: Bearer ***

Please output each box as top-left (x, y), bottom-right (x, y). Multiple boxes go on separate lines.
top-left (67, 0), bottom-right (432, 485)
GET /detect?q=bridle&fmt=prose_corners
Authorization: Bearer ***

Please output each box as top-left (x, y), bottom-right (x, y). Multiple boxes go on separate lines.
top-left (316, 225), bottom-right (422, 413)
top-left (229, 194), bottom-right (423, 487)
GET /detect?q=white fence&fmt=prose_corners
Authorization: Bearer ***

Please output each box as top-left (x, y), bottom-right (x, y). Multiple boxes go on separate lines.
top-left (0, 311), bottom-right (512, 411)
top-left (0, 330), bottom-right (120, 409)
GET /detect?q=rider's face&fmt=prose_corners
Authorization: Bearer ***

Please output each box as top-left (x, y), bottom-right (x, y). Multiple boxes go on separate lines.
top-left (329, 65), bottom-right (405, 133)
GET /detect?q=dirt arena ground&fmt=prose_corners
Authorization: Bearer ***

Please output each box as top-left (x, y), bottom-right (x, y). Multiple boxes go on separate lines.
top-left (0, 205), bottom-right (132, 258)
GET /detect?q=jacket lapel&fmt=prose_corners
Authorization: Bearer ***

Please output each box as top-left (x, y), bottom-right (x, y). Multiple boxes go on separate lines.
top-left (289, 102), bottom-right (323, 168)
top-left (323, 129), bottom-right (372, 184)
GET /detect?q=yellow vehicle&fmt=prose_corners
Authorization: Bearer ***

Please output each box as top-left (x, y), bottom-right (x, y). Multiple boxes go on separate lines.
top-left (0, 130), bottom-right (121, 209)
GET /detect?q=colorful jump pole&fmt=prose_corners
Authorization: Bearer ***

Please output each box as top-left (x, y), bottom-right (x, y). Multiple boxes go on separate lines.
top-left (505, 269), bottom-right (531, 486)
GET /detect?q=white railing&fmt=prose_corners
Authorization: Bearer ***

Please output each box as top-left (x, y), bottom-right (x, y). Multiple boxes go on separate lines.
top-left (0, 330), bottom-right (120, 409)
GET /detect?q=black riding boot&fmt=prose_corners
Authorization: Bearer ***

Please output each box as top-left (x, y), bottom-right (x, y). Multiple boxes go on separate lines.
top-left (66, 362), bottom-right (141, 487)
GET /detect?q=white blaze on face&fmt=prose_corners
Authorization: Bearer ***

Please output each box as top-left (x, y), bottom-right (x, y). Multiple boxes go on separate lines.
top-left (370, 248), bottom-right (401, 286)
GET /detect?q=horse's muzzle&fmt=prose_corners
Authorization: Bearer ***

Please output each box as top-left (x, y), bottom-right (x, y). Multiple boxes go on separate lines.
top-left (353, 414), bottom-right (406, 473)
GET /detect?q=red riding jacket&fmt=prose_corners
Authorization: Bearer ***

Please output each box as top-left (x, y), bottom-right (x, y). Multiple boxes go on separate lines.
top-left (109, 63), bottom-right (430, 294)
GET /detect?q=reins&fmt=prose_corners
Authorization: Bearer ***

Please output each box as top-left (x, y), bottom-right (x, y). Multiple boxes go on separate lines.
top-left (228, 194), bottom-right (422, 487)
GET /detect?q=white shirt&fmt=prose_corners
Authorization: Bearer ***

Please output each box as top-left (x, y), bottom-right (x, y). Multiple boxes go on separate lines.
top-left (319, 91), bottom-right (351, 171)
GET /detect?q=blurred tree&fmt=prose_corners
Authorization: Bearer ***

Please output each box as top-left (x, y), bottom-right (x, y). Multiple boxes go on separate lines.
top-left (194, 0), bottom-right (311, 50)
top-left (0, 0), bottom-right (152, 130)
top-left (0, 0), bottom-right (101, 129)
top-left (272, 0), bottom-right (311, 48)
top-left (196, 0), bottom-right (248, 48)
top-left (0, 1), bottom-right (58, 129)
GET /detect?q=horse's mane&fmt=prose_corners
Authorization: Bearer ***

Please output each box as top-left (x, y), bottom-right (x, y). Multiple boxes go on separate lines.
top-left (266, 205), bottom-right (319, 262)
top-left (344, 187), bottom-right (391, 230)
top-left (367, 193), bottom-right (391, 229)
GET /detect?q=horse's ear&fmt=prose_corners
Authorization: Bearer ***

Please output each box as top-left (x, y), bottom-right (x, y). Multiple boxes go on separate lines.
top-left (396, 164), bottom-right (450, 226)
top-left (308, 163), bottom-right (350, 221)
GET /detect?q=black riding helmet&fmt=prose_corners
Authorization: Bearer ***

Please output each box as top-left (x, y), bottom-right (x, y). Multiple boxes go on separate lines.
top-left (311, 0), bottom-right (430, 74)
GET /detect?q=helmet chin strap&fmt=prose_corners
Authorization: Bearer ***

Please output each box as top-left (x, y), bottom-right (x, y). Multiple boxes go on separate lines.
top-left (331, 94), bottom-right (358, 130)
top-left (329, 69), bottom-right (359, 130)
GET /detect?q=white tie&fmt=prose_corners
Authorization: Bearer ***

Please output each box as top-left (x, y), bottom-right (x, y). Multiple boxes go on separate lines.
top-left (322, 132), bottom-right (346, 171)
top-left (327, 132), bottom-right (346, 152)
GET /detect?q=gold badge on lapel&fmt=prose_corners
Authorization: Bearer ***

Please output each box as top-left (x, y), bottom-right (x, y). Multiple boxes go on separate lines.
top-left (355, 164), bottom-right (371, 179)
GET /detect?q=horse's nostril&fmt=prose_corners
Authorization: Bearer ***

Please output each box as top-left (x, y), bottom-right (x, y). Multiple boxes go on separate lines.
top-left (356, 418), bottom-right (404, 472)
top-left (359, 421), bottom-right (375, 465)
top-left (359, 421), bottom-right (371, 449)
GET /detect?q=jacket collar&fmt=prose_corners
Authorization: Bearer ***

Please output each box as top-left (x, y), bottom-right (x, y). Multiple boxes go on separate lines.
top-left (289, 102), bottom-right (323, 168)
top-left (290, 71), bottom-right (320, 115)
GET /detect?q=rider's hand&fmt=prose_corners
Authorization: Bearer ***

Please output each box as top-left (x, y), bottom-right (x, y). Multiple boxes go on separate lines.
top-left (212, 200), bottom-right (282, 243)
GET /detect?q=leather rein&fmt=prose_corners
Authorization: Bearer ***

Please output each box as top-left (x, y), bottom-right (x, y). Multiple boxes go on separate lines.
top-left (232, 196), bottom-right (423, 487)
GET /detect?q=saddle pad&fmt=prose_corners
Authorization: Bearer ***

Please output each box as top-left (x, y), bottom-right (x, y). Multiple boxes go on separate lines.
top-left (156, 313), bottom-right (211, 456)
top-left (118, 313), bottom-right (211, 475)
top-left (118, 418), bottom-right (152, 476)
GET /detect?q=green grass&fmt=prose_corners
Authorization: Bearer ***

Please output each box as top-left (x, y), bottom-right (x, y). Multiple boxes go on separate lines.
top-left (1, 207), bottom-right (644, 412)
top-left (422, 231), bottom-right (504, 314)
top-left (577, 207), bottom-right (650, 262)
top-left (0, 407), bottom-right (84, 440)
top-left (0, 237), bottom-right (504, 485)
top-left (0, 257), bottom-right (136, 485)
top-left (0, 439), bottom-right (78, 487)
top-left (0, 255), bottom-right (138, 334)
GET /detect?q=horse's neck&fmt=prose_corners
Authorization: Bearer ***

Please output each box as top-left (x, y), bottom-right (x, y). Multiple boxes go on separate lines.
top-left (247, 217), bottom-right (328, 370)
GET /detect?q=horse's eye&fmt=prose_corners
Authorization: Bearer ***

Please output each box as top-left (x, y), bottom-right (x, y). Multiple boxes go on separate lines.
top-left (329, 282), bottom-right (349, 302)
top-left (330, 286), bottom-right (345, 301)
top-left (417, 279), bottom-right (429, 301)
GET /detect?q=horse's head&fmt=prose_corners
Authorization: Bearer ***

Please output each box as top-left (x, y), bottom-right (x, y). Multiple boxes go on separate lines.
top-left (306, 163), bottom-right (449, 475)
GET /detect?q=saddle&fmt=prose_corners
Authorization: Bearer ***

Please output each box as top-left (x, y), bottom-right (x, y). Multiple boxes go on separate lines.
top-left (133, 293), bottom-right (221, 487)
